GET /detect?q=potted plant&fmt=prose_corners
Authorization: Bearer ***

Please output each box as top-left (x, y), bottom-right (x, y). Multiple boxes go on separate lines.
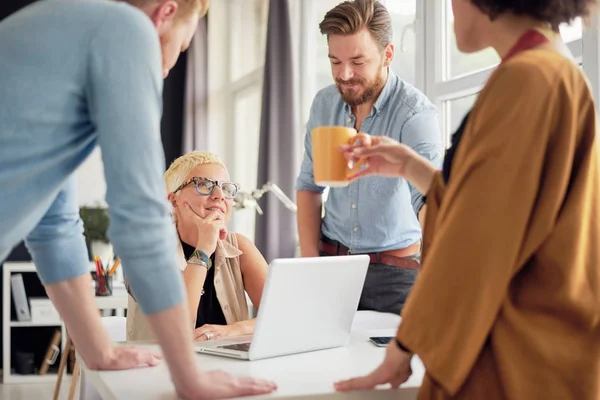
top-left (79, 206), bottom-right (112, 262)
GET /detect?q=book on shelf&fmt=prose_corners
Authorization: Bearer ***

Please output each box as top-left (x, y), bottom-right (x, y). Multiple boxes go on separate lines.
top-left (10, 273), bottom-right (31, 322)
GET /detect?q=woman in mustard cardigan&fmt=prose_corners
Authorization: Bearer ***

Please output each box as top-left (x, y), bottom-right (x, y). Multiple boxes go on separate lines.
top-left (336, 0), bottom-right (600, 399)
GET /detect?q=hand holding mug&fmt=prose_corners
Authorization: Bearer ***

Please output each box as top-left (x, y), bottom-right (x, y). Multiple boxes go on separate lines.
top-left (340, 134), bottom-right (419, 180)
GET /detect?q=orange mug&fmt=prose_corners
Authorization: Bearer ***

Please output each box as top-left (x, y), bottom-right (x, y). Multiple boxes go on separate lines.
top-left (311, 126), bottom-right (371, 187)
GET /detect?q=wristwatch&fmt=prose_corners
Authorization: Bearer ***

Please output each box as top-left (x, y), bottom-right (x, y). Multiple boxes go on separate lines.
top-left (187, 249), bottom-right (212, 270)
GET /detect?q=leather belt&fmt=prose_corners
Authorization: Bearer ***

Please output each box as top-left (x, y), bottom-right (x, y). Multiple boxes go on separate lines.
top-left (318, 236), bottom-right (420, 270)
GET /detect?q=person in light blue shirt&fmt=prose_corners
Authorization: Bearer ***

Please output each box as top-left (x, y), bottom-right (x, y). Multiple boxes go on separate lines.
top-left (0, 0), bottom-right (275, 398)
top-left (296, 0), bottom-right (443, 315)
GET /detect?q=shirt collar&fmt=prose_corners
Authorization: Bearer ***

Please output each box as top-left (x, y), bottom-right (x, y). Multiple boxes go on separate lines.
top-left (343, 68), bottom-right (397, 116)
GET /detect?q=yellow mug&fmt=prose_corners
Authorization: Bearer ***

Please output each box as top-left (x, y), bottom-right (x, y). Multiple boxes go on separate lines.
top-left (311, 126), bottom-right (370, 187)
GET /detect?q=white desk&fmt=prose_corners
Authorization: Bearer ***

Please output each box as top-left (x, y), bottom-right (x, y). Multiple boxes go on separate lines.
top-left (81, 327), bottom-right (424, 399)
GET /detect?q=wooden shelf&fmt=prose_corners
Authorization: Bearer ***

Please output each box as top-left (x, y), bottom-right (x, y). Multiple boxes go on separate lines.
top-left (3, 261), bottom-right (128, 385)
top-left (10, 320), bottom-right (62, 327)
top-left (2, 262), bottom-right (36, 273)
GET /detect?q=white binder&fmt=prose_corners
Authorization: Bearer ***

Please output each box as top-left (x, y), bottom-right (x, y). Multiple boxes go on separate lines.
top-left (10, 273), bottom-right (31, 321)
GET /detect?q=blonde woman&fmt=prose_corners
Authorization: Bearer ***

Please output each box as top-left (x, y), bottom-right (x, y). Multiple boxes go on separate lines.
top-left (127, 151), bottom-right (268, 342)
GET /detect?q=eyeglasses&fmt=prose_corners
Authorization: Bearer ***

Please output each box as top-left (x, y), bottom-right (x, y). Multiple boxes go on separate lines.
top-left (173, 177), bottom-right (239, 199)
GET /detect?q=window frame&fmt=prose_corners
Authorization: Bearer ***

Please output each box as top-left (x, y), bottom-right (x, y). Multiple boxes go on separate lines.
top-left (424, 0), bottom-right (590, 146)
top-left (207, 0), bottom-right (266, 238)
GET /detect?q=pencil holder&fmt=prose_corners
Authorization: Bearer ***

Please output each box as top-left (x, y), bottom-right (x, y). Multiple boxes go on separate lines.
top-left (91, 271), bottom-right (113, 296)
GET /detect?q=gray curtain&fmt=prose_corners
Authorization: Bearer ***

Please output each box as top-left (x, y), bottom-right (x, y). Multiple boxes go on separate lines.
top-left (254, 0), bottom-right (299, 262)
top-left (183, 17), bottom-right (209, 153)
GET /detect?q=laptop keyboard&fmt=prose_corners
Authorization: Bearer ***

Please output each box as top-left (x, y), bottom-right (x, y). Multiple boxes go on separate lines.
top-left (218, 342), bottom-right (251, 352)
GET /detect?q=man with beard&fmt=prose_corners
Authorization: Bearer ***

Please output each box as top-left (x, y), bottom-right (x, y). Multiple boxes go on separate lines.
top-left (296, 0), bottom-right (442, 315)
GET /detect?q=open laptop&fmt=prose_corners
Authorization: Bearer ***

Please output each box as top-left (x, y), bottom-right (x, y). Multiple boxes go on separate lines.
top-left (194, 255), bottom-right (370, 360)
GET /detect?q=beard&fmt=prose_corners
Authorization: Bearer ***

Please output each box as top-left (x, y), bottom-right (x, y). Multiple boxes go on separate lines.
top-left (335, 71), bottom-right (386, 107)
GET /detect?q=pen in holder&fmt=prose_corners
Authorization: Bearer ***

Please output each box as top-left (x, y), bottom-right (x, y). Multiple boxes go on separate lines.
top-left (91, 271), bottom-right (113, 297)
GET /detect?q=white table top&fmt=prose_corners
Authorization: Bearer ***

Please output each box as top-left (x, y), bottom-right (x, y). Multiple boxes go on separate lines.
top-left (82, 327), bottom-right (424, 400)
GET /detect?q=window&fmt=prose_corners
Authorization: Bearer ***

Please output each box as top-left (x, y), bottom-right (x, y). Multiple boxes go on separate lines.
top-left (208, 0), bottom-right (268, 239)
top-left (386, 0), bottom-right (418, 86)
top-left (560, 17), bottom-right (583, 42)
top-left (560, 17), bottom-right (583, 58)
top-left (445, 3), bottom-right (583, 80)
top-left (444, 93), bottom-right (478, 146)
top-left (445, 0), bottom-right (499, 79)
top-left (232, 85), bottom-right (263, 241)
top-left (432, 2), bottom-right (588, 148)
top-left (313, 0), bottom-right (342, 92)
top-left (230, 0), bottom-right (268, 81)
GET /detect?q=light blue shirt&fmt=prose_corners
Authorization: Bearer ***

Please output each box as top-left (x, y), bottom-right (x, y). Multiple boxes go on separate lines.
top-left (0, 0), bottom-right (183, 314)
top-left (296, 70), bottom-right (443, 253)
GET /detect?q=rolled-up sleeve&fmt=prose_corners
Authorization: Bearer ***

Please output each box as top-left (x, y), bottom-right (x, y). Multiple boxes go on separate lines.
top-left (25, 177), bottom-right (90, 284)
top-left (296, 99), bottom-right (326, 194)
top-left (86, 10), bottom-right (184, 315)
top-left (401, 109), bottom-right (443, 214)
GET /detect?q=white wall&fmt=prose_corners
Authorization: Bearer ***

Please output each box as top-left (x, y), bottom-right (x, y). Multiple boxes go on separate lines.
top-left (76, 147), bottom-right (107, 207)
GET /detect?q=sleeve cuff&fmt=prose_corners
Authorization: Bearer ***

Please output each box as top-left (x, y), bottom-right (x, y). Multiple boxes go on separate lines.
top-left (117, 226), bottom-right (186, 315)
top-left (395, 337), bottom-right (412, 353)
top-left (123, 252), bottom-right (186, 315)
top-left (295, 180), bottom-right (325, 193)
top-left (26, 226), bottom-right (90, 284)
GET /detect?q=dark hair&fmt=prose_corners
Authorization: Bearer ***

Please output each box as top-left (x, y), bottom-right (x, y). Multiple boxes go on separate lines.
top-left (470, 0), bottom-right (598, 30)
top-left (319, 0), bottom-right (392, 49)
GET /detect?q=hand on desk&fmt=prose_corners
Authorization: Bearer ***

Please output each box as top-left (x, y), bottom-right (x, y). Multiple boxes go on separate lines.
top-left (193, 321), bottom-right (253, 341)
top-left (334, 341), bottom-right (412, 391)
top-left (179, 370), bottom-right (277, 399)
top-left (93, 346), bottom-right (161, 370)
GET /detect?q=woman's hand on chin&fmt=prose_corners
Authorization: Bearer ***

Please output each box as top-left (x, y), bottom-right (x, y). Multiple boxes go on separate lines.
top-left (180, 202), bottom-right (226, 256)
top-left (193, 321), bottom-right (254, 342)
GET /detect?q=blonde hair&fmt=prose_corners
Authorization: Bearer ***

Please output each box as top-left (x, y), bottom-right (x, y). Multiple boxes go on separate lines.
top-left (123, 0), bottom-right (210, 18)
top-left (164, 151), bottom-right (227, 193)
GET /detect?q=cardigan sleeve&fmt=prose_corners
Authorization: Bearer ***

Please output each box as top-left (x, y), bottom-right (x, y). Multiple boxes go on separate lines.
top-left (420, 171), bottom-right (446, 266)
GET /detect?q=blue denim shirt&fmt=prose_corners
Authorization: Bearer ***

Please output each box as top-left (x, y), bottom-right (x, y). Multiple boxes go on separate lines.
top-left (0, 0), bottom-right (184, 314)
top-left (296, 70), bottom-right (443, 253)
